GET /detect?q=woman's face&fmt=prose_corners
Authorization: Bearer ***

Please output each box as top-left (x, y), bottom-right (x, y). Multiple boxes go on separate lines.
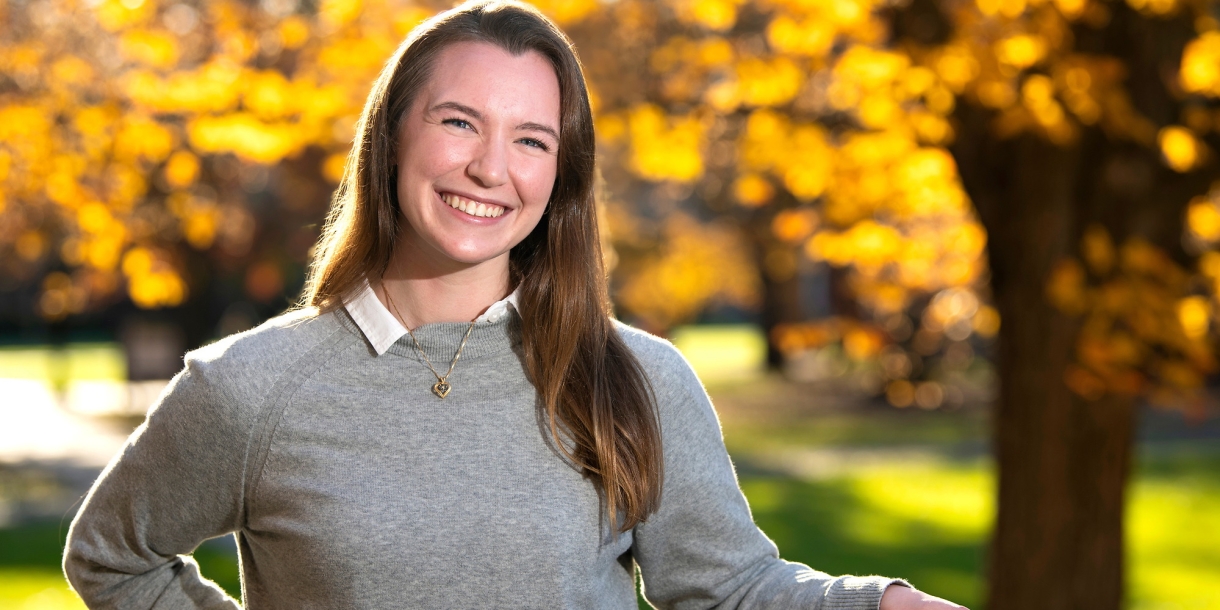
top-left (394, 41), bottom-right (561, 274)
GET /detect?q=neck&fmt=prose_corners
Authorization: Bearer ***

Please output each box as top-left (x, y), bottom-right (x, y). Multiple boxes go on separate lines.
top-left (377, 250), bottom-right (511, 329)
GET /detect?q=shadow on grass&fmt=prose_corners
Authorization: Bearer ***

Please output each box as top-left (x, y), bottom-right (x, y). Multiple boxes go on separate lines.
top-left (0, 521), bottom-right (241, 601)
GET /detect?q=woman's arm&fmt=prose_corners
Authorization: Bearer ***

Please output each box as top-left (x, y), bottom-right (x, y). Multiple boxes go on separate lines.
top-left (63, 353), bottom-right (253, 609)
top-left (625, 327), bottom-right (964, 609)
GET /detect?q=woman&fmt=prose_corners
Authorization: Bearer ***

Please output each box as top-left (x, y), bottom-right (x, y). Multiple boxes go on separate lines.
top-left (64, 2), bottom-right (966, 608)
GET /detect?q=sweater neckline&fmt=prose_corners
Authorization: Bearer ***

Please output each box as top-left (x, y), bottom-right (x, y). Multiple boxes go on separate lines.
top-left (336, 307), bottom-right (520, 362)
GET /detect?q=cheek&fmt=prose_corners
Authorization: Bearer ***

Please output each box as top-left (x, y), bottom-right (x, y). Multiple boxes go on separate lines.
top-left (518, 160), bottom-right (558, 206)
top-left (399, 136), bottom-right (469, 191)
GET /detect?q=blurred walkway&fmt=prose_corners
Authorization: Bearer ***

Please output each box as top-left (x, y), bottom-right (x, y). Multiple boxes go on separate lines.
top-left (0, 379), bottom-right (140, 466)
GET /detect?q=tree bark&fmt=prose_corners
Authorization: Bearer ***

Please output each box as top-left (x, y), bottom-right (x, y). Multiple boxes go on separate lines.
top-left (953, 122), bottom-right (1141, 609)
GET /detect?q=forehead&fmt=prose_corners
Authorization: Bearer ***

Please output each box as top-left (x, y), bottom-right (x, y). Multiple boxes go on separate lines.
top-left (416, 41), bottom-right (561, 126)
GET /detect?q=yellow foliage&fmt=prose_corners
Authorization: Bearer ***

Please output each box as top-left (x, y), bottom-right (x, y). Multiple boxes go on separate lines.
top-left (781, 125), bottom-right (833, 199)
top-left (323, 152), bottom-right (348, 184)
top-left (626, 105), bottom-right (706, 182)
top-left (125, 62), bottom-right (244, 114)
top-left (934, 46), bottom-right (980, 93)
top-left (1082, 225), bottom-right (1116, 275)
top-left (1181, 32), bottom-right (1220, 97)
top-left (996, 34), bottom-right (1047, 70)
top-left (119, 30), bottom-right (180, 68)
top-left (733, 173), bottom-right (775, 206)
top-left (767, 14), bottom-right (835, 57)
top-left (1126, 0), bottom-right (1179, 17)
top-left (1158, 126), bottom-right (1205, 172)
top-left (843, 326), bottom-right (885, 360)
top-left (279, 17), bottom-right (312, 50)
top-left (1053, 0), bottom-right (1088, 18)
top-left (1177, 297), bottom-right (1210, 340)
top-left (15, 231), bottom-right (46, 262)
top-left (809, 221), bottom-right (903, 268)
top-left (1186, 197), bottom-right (1220, 242)
top-left (836, 46), bottom-right (909, 90)
top-left (772, 209), bottom-right (819, 242)
top-left (616, 214), bottom-right (759, 328)
top-left (529, 0), bottom-right (600, 24)
top-left (95, 0), bottom-right (156, 32)
top-left (122, 246), bottom-right (187, 308)
top-left (51, 56), bottom-right (96, 87)
top-left (244, 71), bottom-right (295, 119)
top-left (189, 113), bottom-right (299, 164)
top-left (163, 150), bottom-right (200, 188)
top-left (319, 0), bottom-right (363, 29)
top-left (673, 0), bottom-right (742, 31)
top-left (1047, 259), bottom-right (1088, 315)
top-left (972, 305), bottom-right (1001, 337)
top-left (736, 56), bottom-right (804, 106)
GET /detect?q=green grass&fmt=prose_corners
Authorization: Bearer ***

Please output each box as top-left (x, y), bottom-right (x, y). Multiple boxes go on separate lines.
top-left (738, 446), bottom-right (1220, 610)
top-left (0, 344), bottom-right (126, 382)
top-left (1127, 445), bottom-right (1220, 610)
top-left (0, 569), bottom-right (85, 610)
top-left (0, 520), bottom-right (241, 603)
top-left (740, 461), bottom-right (992, 609)
top-left (722, 409), bottom-right (989, 452)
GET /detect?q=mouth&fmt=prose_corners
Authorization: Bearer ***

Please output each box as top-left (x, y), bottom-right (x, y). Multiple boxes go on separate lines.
top-left (441, 192), bottom-right (507, 219)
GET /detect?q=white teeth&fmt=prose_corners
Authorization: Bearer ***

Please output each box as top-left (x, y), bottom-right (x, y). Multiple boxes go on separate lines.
top-left (442, 193), bottom-right (505, 218)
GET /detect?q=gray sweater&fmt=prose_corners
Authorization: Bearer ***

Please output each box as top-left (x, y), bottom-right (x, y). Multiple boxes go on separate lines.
top-left (64, 308), bottom-right (904, 609)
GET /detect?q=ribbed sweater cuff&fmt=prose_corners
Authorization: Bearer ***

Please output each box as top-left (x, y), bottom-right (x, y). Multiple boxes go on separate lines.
top-left (825, 575), bottom-right (912, 610)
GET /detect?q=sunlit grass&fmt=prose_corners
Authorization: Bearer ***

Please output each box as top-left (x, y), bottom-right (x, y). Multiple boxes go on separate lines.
top-left (740, 461), bottom-right (991, 609)
top-left (0, 569), bottom-right (85, 610)
top-left (1127, 446), bottom-right (1220, 610)
top-left (740, 447), bottom-right (1220, 610)
top-left (0, 344), bottom-right (125, 382)
top-left (671, 324), bottom-right (767, 381)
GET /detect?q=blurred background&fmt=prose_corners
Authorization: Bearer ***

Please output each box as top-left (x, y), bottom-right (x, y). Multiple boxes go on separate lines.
top-left (1, 0), bottom-right (1218, 608)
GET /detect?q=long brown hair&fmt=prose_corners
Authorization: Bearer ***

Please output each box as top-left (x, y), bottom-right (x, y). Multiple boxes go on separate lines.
top-left (301, 0), bottom-right (662, 531)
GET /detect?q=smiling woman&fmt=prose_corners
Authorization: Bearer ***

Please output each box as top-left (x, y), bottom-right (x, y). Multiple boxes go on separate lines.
top-left (61, 2), bottom-right (962, 609)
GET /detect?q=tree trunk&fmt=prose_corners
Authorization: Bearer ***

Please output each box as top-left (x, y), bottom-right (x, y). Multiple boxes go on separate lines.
top-left (987, 223), bottom-right (1136, 608)
top-left (953, 123), bottom-right (1140, 609)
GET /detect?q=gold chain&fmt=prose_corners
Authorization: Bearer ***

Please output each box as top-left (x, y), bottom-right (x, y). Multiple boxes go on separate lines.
top-left (382, 282), bottom-right (478, 399)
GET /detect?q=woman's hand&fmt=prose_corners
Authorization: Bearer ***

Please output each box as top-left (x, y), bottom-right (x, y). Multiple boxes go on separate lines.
top-left (879, 583), bottom-right (969, 610)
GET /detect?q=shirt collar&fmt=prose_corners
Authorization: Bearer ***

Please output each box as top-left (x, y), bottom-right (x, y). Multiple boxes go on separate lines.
top-left (344, 277), bottom-right (520, 356)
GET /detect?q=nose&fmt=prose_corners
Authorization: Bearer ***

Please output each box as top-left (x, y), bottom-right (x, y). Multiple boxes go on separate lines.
top-left (467, 137), bottom-right (509, 188)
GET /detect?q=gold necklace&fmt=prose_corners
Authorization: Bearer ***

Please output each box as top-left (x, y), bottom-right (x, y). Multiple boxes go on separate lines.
top-left (382, 283), bottom-right (478, 399)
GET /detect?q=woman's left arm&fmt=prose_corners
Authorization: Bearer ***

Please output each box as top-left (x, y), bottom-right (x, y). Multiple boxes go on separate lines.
top-left (624, 327), bottom-right (967, 610)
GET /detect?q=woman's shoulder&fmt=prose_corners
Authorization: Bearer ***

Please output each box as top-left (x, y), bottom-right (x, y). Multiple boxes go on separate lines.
top-left (180, 307), bottom-right (352, 401)
top-left (612, 320), bottom-right (707, 402)
top-left (189, 307), bottom-right (346, 365)
top-left (612, 320), bottom-right (690, 372)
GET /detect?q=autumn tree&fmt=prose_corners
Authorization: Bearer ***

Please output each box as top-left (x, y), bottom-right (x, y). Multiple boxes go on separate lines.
top-left (0, 0), bottom-right (439, 342)
top-left (566, 1), bottom-right (1220, 609)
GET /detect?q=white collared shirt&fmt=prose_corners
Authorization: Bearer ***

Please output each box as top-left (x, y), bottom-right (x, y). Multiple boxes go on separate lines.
top-left (344, 278), bottom-right (519, 356)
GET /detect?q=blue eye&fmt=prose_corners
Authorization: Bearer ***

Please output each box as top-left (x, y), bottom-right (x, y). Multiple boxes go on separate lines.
top-left (520, 138), bottom-right (550, 152)
top-left (442, 118), bottom-right (473, 130)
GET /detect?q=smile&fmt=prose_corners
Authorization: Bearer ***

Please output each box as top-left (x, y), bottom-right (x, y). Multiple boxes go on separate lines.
top-left (441, 193), bottom-right (506, 218)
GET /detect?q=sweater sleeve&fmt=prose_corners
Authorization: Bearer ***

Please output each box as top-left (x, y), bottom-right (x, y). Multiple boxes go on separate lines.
top-left (630, 339), bottom-right (908, 610)
top-left (63, 353), bottom-right (252, 610)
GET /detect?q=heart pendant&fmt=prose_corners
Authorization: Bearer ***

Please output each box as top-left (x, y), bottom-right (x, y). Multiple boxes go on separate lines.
top-left (432, 381), bottom-right (451, 399)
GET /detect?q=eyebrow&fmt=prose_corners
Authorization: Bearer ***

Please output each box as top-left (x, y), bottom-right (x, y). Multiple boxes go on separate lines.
top-left (430, 101), bottom-right (560, 142)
